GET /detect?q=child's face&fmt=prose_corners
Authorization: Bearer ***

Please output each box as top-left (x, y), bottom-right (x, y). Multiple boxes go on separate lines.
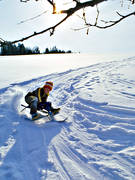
top-left (44, 87), bottom-right (50, 94)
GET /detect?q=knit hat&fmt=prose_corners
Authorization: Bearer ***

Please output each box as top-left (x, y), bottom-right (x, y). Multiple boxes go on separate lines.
top-left (44, 81), bottom-right (53, 91)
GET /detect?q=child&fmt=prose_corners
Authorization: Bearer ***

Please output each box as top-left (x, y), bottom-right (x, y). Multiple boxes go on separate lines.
top-left (25, 81), bottom-right (60, 120)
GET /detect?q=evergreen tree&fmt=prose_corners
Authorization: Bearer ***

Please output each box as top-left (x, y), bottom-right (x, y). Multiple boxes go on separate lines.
top-left (44, 46), bottom-right (72, 54)
top-left (32, 46), bottom-right (40, 54)
top-left (18, 43), bottom-right (26, 55)
top-left (45, 48), bottom-right (49, 54)
top-left (0, 43), bottom-right (41, 55)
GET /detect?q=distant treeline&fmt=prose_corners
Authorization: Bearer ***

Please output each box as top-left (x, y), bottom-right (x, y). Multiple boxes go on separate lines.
top-left (0, 43), bottom-right (72, 55)
top-left (44, 46), bottom-right (71, 54)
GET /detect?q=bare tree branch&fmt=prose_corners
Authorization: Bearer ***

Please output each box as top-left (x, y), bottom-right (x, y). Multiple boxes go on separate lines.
top-left (92, 11), bottom-right (135, 29)
top-left (95, 5), bottom-right (99, 26)
top-left (47, 0), bottom-right (54, 6)
top-left (9, 0), bottom-right (105, 44)
top-left (11, 13), bottom-right (71, 44)
top-left (0, 0), bottom-right (135, 45)
top-left (20, 0), bottom-right (30, 2)
top-left (0, 38), bottom-right (5, 43)
top-left (73, 10), bottom-right (135, 31)
top-left (17, 10), bottom-right (48, 24)
top-left (46, 0), bottom-right (57, 13)
top-left (61, 0), bottom-right (105, 14)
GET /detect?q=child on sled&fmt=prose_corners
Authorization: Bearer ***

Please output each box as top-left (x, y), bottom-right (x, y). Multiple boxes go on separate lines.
top-left (25, 81), bottom-right (60, 120)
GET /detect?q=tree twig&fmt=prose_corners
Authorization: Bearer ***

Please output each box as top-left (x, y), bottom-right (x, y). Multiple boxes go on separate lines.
top-left (93, 11), bottom-right (135, 29)
top-left (17, 10), bottom-right (48, 24)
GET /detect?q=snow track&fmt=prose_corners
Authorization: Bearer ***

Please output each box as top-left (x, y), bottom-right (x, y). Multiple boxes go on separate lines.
top-left (0, 57), bottom-right (135, 179)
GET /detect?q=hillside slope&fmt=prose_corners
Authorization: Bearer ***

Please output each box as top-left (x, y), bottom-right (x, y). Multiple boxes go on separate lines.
top-left (0, 57), bottom-right (135, 180)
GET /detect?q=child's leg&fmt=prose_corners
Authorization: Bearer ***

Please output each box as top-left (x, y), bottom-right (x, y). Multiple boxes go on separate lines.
top-left (25, 95), bottom-right (38, 114)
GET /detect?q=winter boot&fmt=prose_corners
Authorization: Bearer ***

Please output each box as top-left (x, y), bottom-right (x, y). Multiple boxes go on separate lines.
top-left (32, 113), bottom-right (41, 120)
top-left (51, 108), bottom-right (60, 115)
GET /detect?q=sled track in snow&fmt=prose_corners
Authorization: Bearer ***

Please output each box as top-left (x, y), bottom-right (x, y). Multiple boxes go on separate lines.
top-left (0, 58), bottom-right (135, 179)
top-left (48, 58), bottom-right (135, 179)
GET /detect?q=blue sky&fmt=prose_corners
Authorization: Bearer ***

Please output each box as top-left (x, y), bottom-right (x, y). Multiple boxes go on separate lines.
top-left (0, 0), bottom-right (135, 54)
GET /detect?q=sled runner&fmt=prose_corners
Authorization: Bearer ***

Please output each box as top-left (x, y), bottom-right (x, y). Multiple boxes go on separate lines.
top-left (21, 104), bottom-right (67, 122)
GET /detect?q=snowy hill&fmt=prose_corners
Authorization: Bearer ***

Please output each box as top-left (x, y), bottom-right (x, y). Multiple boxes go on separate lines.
top-left (0, 56), bottom-right (135, 179)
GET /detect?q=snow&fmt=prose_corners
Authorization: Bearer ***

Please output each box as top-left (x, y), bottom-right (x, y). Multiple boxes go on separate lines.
top-left (0, 54), bottom-right (135, 180)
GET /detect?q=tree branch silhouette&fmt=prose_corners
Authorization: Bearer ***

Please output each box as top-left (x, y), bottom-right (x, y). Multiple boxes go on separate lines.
top-left (9, 0), bottom-right (106, 44)
top-left (0, 0), bottom-right (135, 46)
top-left (73, 10), bottom-right (135, 32)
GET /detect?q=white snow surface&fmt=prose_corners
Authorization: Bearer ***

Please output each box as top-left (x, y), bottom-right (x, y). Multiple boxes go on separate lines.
top-left (0, 54), bottom-right (135, 180)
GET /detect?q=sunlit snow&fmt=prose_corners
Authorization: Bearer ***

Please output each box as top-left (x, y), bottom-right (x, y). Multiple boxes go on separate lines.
top-left (0, 54), bottom-right (135, 180)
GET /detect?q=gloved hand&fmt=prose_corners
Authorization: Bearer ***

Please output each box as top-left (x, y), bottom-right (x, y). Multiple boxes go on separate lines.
top-left (37, 102), bottom-right (46, 110)
top-left (37, 101), bottom-right (52, 111)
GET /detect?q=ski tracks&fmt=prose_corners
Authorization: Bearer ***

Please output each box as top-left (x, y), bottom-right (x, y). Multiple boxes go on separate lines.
top-left (0, 58), bottom-right (135, 179)
top-left (48, 129), bottom-right (104, 180)
top-left (48, 58), bottom-right (135, 179)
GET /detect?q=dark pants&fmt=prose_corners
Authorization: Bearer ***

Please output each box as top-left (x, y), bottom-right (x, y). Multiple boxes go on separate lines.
top-left (25, 95), bottom-right (38, 114)
top-left (25, 95), bottom-right (52, 114)
top-left (37, 102), bottom-right (52, 111)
